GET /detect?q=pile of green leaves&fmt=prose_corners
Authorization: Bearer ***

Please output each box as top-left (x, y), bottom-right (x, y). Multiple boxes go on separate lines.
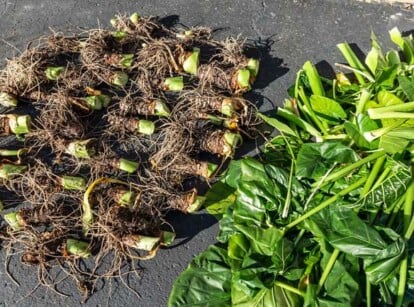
top-left (168, 28), bottom-right (414, 306)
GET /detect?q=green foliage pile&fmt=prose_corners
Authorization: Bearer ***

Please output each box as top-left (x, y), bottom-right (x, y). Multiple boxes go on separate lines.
top-left (169, 28), bottom-right (414, 307)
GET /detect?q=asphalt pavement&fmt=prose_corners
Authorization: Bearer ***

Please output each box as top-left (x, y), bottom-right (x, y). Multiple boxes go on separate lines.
top-left (1, 0), bottom-right (414, 306)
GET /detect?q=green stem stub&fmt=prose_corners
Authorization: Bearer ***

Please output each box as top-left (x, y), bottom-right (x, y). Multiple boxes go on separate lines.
top-left (187, 196), bottom-right (206, 213)
top-left (118, 158), bottom-right (139, 173)
top-left (161, 231), bottom-right (176, 246)
top-left (197, 160), bottom-right (218, 178)
top-left (0, 164), bottom-right (27, 179)
top-left (223, 131), bottom-right (242, 156)
top-left (45, 66), bottom-right (65, 80)
top-left (221, 98), bottom-right (235, 117)
top-left (111, 31), bottom-right (127, 40)
top-left (0, 149), bottom-right (21, 157)
top-left (164, 76), bottom-right (184, 91)
top-left (137, 120), bottom-right (155, 135)
top-left (83, 95), bottom-right (111, 110)
top-left (206, 114), bottom-right (238, 130)
top-left (0, 200), bottom-right (3, 211)
top-left (206, 114), bottom-right (222, 126)
top-left (66, 139), bottom-right (95, 159)
top-left (237, 69), bottom-right (251, 91)
top-left (154, 100), bottom-right (171, 117)
top-left (123, 234), bottom-right (161, 251)
top-left (66, 239), bottom-right (91, 258)
top-left (4, 212), bottom-right (24, 231)
top-left (120, 54), bottom-right (134, 68)
top-left (111, 71), bottom-right (129, 87)
top-left (129, 12), bottom-right (140, 24)
top-left (110, 18), bottom-right (117, 28)
top-left (0, 93), bottom-right (18, 107)
top-left (118, 190), bottom-right (137, 207)
top-left (224, 118), bottom-right (239, 130)
top-left (247, 58), bottom-right (260, 77)
top-left (62, 176), bottom-right (86, 191)
top-left (176, 30), bottom-right (193, 39)
top-left (183, 48), bottom-right (200, 75)
top-left (206, 162), bottom-right (218, 178)
top-left (8, 114), bottom-right (31, 135)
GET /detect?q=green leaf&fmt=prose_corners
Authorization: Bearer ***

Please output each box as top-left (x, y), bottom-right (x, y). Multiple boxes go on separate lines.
top-left (236, 254), bottom-right (276, 292)
top-left (310, 95), bottom-right (347, 124)
top-left (386, 50), bottom-right (401, 66)
top-left (240, 158), bottom-right (268, 184)
top-left (389, 27), bottom-right (405, 50)
top-left (234, 183), bottom-right (271, 226)
top-left (376, 64), bottom-right (398, 89)
top-left (168, 245), bottom-right (232, 307)
top-left (232, 254), bottom-right (278, 296)
top-left (311, 206), bottom-right (387, 256)
top-left (377, 90), bottom-right (404, 107)
top-left (228, 233), bottom-right (250, 260)
top-left (311, 206), bottom-right (406, 284)
top-left (271, 237), bottom-right (294, 272)
top-left (277, 108), bottom-right (322, 138)
top-left (356, 159), bottom-right (411, 211)
top-left (217, 207), bottom-right (237, 243)
top-left (365, 48), bottom-right (379, 75)
top-left (344, 122), bottom-right (374, 150)
top-left (317, 252), bottom-right (361, 306)
top-left (264, 135), bottom-right (301, 168)
top-left (404, 238), bottom-right (414, 305)
top-left (344, 119), bottom-right (379, 150)
top-left (224, 160), bottom-right (242, 188)
top-left (322, 165), bottom-right (368, 197)
top-left (265, 165), bottom-right (306, 200)
top-left (296, 142), bottom-right (358, 179)
top-left (235, 224), bottom-right (284, 256)
top-left (389, 27), bottom-right (413, 64)
top-left (398, 75), bottom-right (414, 101)
top-left (357, 113), bottom-right (380, 132)
top-left (364, 227), bottom-right (406, 284)
top-left (369, 31), bottom-right (386, 71)
top-left (232, 282), bottom-right (302, 307)
top-left (258, 113), bottom-right (297, 137)
top-left (205, 181), bottom-right (236, 217)
top-left (235, 158), bottom-right (283, 214)
top-left (376, 91), bottom-right (406, 128)
top-left (379, 134), bottom-right (410, 154)
top-left (344, 113), bottom-right (380, 150)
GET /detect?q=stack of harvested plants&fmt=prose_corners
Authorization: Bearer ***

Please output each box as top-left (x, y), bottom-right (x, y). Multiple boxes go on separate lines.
top-left (0, 12), bottom-right (261, 300)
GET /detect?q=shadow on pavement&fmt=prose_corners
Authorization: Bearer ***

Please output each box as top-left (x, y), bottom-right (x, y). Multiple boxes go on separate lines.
top-left (166, 211), bottom-right (218, 247)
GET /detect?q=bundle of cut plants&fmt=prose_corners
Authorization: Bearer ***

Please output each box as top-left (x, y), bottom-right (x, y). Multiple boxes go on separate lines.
top-left (169, 29), bottom-right (414, 306)
top-left (0, 12), bottom-right (261, 299)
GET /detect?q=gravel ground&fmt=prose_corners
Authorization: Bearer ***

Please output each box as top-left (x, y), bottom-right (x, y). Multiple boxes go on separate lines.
top-left (1, 0), bottom-right (414, 306)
